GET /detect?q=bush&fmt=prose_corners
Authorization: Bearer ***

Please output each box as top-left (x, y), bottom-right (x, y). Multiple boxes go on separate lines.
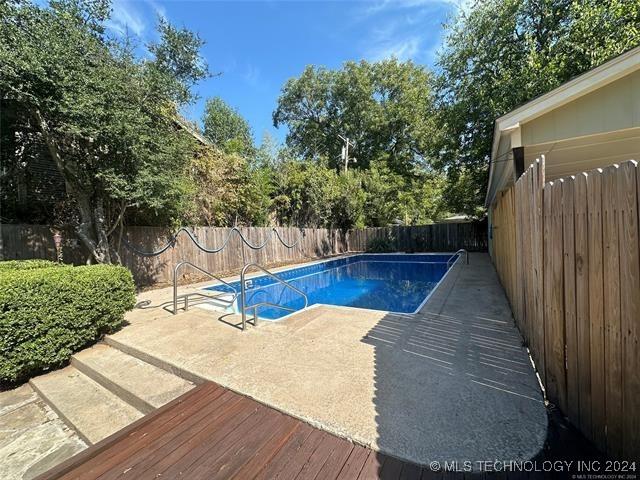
top-left (0, 263), bottom-right (136, 385)
top-left (366, 236), bottom-right (395, 253)
top-left (0, 259), bottom-right (62, 271)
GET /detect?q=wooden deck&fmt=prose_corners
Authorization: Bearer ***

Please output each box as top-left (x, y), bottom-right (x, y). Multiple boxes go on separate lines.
top-left (38, 382), bottom-right (432, 480)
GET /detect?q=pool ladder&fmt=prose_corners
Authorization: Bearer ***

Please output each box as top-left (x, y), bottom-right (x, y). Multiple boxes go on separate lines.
top-left (447, 249), bottom-right (469, 269)
top-left (172, 261), bottom-right (238, 315)
top-left (240, 263), bottom-right (308, 331)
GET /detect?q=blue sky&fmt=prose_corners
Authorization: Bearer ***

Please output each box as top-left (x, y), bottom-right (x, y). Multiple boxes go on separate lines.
top-left (106, 0), bottom-right (463, 145)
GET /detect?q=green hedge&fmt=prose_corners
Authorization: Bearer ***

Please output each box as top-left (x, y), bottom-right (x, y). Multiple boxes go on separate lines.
top-left (0, 259), bottom-right (62, 271)
top-left (0, 262), bottom-right (135, 385)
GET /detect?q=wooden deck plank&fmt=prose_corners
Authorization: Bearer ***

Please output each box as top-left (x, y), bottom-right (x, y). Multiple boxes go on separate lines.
top-left (97, 391), bottom-right (246, 479)
top-left (59, 384), bottom-right (226, 479)
top-left (379, 456), bottom-right (404, 479)
top-left (41, 382), bottom-right (425, 480)
top-left (142, 398), bottom-right (258, 479)
top-left (314, 440), bottom-right (355, 480)
top-left (334, 444), bottom-right (371, 479)
top-left (357, 450), bottom-right (386, 479)
top-left (37, 382), bottom-right (213, 480)
top-left (252, 423), bottom-right (314, 480)
top-left (185, 409), bottom-right (297, 479)
top-left (269, 428), bottom-right (327, 479)
top-left (228, 418), bottom-right (303, 480)
top-left (294, 433), bottom-right (346, 479)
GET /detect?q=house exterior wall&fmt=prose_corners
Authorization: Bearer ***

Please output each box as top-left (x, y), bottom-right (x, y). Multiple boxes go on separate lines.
top-left (521, 69), bottom-right (640, 145)
top-left (489, 69), bottom-right (640, 203)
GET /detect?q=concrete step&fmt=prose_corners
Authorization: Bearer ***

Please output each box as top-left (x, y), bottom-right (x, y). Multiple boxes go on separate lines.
top-left (269, 305), bottom-right (329, 332)
top-left (29, 366), bottom-right (143, 445)
top-left (71, 344), bottom-right (195, 414)
top-left (104, 336), bottom-right (207, 385)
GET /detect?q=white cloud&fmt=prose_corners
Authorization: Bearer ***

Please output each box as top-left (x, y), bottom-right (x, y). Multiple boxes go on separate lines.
top-left (355, 0), bottom-right (469, 64)
top-left (107, 0), bottom-right (146, 37)
top-left (368, 36), bottom-right (422, 61)
top-left (145, 0), bottom-right (167, 21)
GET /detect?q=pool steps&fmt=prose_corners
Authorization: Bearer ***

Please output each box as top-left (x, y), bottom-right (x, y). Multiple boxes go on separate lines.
top-left (29, 344), bottom-right (196, 445)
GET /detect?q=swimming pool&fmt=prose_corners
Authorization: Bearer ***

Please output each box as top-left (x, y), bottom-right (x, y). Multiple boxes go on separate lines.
top-left (204, 253), bottom-right (459, 320)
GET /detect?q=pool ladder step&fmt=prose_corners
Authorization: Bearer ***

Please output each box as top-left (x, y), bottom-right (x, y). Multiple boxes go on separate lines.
top-left (171, 261), bottom-right (239, 315)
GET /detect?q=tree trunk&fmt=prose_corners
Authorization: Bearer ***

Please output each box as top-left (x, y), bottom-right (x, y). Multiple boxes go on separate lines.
top-left (33, 108), bottom-right (113, 263)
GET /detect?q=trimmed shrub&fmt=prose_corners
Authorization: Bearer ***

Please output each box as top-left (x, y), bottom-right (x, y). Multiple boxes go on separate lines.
top-left (0, 259), bottom-right (62, 271)
top-left (0, 263), bottom-right (135, 385)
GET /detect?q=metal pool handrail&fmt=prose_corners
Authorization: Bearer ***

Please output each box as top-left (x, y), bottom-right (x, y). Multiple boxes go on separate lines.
top-left (240, 263), bottom-right (309, 331)
top-left (447, 249), bottom-right (469, 269)
top-left (173, 261), bottom-right (238, 315)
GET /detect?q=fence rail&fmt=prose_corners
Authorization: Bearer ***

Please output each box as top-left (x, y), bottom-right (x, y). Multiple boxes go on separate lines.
top-left (490, 156), bottom-right (640, 460)
top-left (0, 222), bottom-right (486, 286)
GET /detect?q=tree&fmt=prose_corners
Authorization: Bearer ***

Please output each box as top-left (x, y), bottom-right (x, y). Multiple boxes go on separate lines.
top-left (273, 59), bottom-right (438, 175)
top-left (202, 97), bottom-right (255, 158)
top-left (185, 146), bottom-right (251, 227)
top-left (0, 0), bottom-right (208, 263)
top-left (434, 0), bottom-right (640, 214)
top-left (254, 131), bottom-right (279, 168)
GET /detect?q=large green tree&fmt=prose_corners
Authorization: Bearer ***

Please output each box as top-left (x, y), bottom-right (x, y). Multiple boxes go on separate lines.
top-left (202, 97), bottom-right (255, 158)
top-left (0, 0), bottom-right (208, 263)
top-left (434, 0), bottom-right (640, 214)
top-left (273, 59), bottom-right (438, 175)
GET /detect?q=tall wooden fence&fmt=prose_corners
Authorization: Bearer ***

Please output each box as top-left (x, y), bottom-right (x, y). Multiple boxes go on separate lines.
top-left (0, 225), bottom-right (348, 286)
top-left (0, 222), bottom-right (485, 286)
top-left (347, 223), bottom-right (487, 252)
top-left (490, 156), bottom-right (639, 459)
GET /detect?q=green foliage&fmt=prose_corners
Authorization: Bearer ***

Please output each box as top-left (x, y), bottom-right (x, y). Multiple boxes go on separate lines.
top-left (184, 146), bottom-right (249, 226)
top-left (202, 97), bottom-right (255, 158)
top-left (366, 235), bottom-right (395, 253)
top-left (0, 260), bottom-right (62, 271)
top-left (268, 158), bottom-right (443, 229)
top-left (433, 0), bottom-right (640, 213)
top-left (273, 59), bottom-right (437, 175)
top-left (3, 0), bottom-right (637, 231)
top-left (0, 0), bottom-right (207, 263)
top-left (0, 262), bottom-right (135, 385)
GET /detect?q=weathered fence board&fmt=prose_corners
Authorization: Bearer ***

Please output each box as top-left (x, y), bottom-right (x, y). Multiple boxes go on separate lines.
top-left (562, 177), bottom-right (579, 425)
top-left (587, 169), bottom-right (606, 449)
top-left (602, 165), bottom-right (623, 457)
top-left (1, 222), bottom-right (485, 287)
top-left (490, 157), bottom-right (640, 459)
top-left (574, 172), bottom-right (592, 436)
top-left (346, 223), bottom-right (487, 253)
top-left (620, 161), bottom-right (640, 458)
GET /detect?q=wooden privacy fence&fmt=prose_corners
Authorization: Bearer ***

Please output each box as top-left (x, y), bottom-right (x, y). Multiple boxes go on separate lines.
top-left (490, 156), bottom-right (640, 460)
top-left (0, 225), bottom-right (348, 286)
top-left (347, 223), bottom-right (487, 252)
top-left (0, 222), bottom-right (486, 286)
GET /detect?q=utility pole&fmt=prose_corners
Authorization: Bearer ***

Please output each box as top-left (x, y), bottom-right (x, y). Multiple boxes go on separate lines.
top-left (338, 134), bottom-right (356, 172)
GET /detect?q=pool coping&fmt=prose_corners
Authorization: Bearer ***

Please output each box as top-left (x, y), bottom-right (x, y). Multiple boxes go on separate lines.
top-left (196, 251), bottom-right (464, 322)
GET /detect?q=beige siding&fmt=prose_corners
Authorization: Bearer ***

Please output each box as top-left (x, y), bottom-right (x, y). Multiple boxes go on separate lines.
top-left (522, 70), bottom-right (640, 145)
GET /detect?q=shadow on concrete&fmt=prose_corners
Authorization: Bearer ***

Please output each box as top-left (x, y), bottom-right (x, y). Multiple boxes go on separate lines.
top-left (216, 312), bottom-right (245, 331)
top-left (362, 253), bottom-right (601, 477)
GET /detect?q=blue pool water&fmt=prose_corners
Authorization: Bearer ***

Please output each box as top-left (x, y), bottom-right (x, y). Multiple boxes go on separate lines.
top-left (205, 254), bottom-right (457, 320)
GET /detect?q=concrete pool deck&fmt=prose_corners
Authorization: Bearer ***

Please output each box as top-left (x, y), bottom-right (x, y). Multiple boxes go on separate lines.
top-left (106, 252), bottom-right (548, 467)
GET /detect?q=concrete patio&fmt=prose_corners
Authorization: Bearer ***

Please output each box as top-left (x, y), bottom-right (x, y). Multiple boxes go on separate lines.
top-left (104, 252), bottom-right (548, 466)
top-left (1, 253), bottom-right (550, 478)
